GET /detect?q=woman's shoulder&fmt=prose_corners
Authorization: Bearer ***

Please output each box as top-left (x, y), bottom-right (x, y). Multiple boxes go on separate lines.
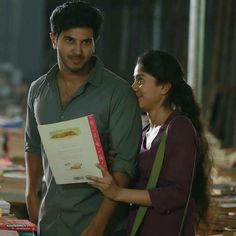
top-left (167, 113), bottom-right (196, 136)
top-left (165, 113), bottom-right (199, 149)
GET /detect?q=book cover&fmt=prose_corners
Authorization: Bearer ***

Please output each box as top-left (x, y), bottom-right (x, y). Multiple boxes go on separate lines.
top-left (0, 229), bottom-right (19, 236)
top-left (38, 114), bottom-right (107, 184)
top-left (0, 219), bottom-right (37, 232)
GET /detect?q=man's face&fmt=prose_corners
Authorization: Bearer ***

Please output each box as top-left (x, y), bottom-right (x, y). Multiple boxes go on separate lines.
top-left (50, 27), bottom-right (95, 74)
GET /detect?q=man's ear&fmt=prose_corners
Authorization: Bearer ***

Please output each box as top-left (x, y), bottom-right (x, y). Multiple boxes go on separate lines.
top-left (161, 82), bottom-right (172, 95)
top-left (50, 32), bottom-right (57, 49)
top-left (93, 37), bottom-right (98, 53)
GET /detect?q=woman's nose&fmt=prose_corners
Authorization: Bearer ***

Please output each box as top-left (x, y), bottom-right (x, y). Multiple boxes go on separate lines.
top-left (132, 81), bottom-right (138, 91)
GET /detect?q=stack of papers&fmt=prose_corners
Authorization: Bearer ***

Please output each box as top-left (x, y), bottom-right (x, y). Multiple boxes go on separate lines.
top-left (0, 164), bottom-right (26, 181)
top-left (0, 164), bottom-right (25, 173)
top-left (0, 199), bottom-right (10, 214)
top-left (0, 116), bottom-right (22, 129)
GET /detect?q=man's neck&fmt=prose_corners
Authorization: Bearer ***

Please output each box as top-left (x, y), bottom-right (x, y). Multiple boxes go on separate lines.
top-left (58, 60), bottom-right (95, 84)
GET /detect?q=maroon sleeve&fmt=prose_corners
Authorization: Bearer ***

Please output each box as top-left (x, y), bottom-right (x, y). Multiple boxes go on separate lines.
top-left (148, 116), bottom-right (198, 213)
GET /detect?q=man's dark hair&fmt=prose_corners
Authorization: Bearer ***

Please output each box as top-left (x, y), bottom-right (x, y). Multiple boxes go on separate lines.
top-left (50, 1), bottom-right (103, 40)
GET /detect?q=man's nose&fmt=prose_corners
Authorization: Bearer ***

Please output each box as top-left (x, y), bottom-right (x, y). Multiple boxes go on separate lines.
top-left (74, 43), bottom-right (82, 54)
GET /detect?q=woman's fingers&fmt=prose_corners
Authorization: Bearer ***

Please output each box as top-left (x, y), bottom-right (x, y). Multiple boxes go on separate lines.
top-left (87, 176), bottom-right (110, 192)
top-left (86, 171), bottom-right (111, 185)
top-left (95, 163), bottom-right (105, 171)
top-left (95, 163), bottom-right (111, 178)
top-left (86, 166), bottom-right (118, 200)
top-left (86, 164), bottom-right (116, 196)
top-left (87, 181), bottom-right (104, 192)
top-left (86, 175), bottom-right (104, 183)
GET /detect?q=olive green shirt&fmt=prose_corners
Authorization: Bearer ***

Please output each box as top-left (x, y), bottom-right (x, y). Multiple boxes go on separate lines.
top-left (25, 56), bottom-right (142, 236)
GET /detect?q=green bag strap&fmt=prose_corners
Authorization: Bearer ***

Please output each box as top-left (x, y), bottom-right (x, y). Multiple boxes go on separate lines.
top-left (130, 128), bottom-right (168, 236)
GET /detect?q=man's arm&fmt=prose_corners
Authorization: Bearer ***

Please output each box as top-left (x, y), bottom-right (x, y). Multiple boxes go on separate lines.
top-left (81, 171), bottom-right (130, 236)
top-left (25, 152), bottom-right (43, 224)
top-left (82, 83), bottom-right (141, 236)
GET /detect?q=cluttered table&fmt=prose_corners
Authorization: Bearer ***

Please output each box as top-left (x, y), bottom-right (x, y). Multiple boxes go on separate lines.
top-left (0, 172), bottom-right (25, 204)
top-left (0, 127), bottom-right (26, 219)
top-left (0, 127), bottom-right (236, 234)
top-left (197, 133), bottom-right (236, 235)
top-left (198, 167), bottom-right (236, 235)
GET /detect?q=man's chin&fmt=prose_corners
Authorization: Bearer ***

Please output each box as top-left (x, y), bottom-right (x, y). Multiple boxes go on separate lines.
top-left (68, 61), bottom-right (92, 74)
top-left (67, 64), bottom-right (85, 74)
top-left (69, 67), bottom-right (83, 73)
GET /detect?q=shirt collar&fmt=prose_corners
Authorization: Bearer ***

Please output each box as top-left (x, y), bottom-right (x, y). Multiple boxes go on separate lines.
top-left (87, 56), bottom-right (104, 87)
top-left (45, 64), bottom-right (58, 83)
top-left (45, 56), bottom-right (104, 87)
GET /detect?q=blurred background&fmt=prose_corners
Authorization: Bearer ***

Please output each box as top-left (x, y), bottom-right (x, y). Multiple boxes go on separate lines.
top-left (0, 1), bottom-right (236, 231)
top-left (0, 0), bottom-right (235, 147)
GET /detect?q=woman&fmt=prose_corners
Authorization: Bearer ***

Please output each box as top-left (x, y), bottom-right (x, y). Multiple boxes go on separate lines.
top-left (87, 50), bottom-right (211, 235)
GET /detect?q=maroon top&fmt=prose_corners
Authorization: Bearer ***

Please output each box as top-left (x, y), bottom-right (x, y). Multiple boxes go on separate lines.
top-left (127, 111), bottom-right (199, 236)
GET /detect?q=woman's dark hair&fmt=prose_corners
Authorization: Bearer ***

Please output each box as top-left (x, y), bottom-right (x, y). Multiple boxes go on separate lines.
top-left (50, 0), bottom-right (103, 40)
top-left (137, 50), bottom-right (212, 223)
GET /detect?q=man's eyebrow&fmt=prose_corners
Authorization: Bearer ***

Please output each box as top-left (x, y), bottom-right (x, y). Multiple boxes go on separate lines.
top-left (62, 36), bottom-right (93, 41)
top-left (82, 37), bottom-right (94, 41)
top-left (63, 35), bottom-right (74, 39)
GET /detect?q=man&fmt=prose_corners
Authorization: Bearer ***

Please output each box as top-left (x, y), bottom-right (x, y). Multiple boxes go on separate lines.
top-left (24, 1), bottom-right (142, 236)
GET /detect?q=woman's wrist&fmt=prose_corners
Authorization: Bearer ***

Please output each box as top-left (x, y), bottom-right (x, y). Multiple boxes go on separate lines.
top-left (113, 187), bottom-right (124, 202)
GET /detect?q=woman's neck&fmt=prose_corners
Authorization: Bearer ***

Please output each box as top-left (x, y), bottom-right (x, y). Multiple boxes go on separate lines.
top-left (148, 106), bottom-right (174, 127)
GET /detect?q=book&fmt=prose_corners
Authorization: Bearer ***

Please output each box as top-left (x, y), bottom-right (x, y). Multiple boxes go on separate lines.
top-left (38, 115), bottom-right (107, 184)
top-left (0, 199), bottom-right (11, 214)
top-left (0, 229), bottom-right (19, 236)
top-left (0, 219), bottom-right (37, 232)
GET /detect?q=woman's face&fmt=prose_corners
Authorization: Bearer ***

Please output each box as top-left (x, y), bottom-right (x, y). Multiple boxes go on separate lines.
top-left (132, 63), bottom-right (166, 112)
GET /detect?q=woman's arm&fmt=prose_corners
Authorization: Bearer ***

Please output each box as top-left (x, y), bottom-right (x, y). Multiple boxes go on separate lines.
top-left (87, 164), bottom-right (152, 206)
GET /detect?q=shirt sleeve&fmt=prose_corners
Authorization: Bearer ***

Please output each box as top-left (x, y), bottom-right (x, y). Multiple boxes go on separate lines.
top-left (148, 116), bottom-right (198, 213)
top-left (24, 83), bottom-right (42, 157)
top-left (109, 86), bottom-right (142, 178)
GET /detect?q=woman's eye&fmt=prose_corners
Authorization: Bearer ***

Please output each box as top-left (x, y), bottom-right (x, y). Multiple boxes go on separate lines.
top-left (137, 78), bottom-right (144, 86)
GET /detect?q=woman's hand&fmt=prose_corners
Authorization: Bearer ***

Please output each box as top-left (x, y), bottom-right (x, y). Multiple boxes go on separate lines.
top-left (87, 164), bottom-right (152, 206)
top-left (86, 164), bottom-right (120, 200)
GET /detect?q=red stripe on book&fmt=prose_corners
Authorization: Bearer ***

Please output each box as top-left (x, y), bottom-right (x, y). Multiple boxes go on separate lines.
top-left (0, 219), bottom-right (37, 231)
top-left (88, 115), bottom-right (107, 169)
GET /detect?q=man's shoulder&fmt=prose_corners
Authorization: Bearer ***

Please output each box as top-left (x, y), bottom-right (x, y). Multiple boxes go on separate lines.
top-left (31, 74), bottom-right (47, 87)
top-left (30, 65), bottom-right (57, 89)
top-left (102, 68), bottom-right (130, 88)
top-left (29, 73), bottom-right (49, 99)
top-left (93, 56), bottom-right (130, 89)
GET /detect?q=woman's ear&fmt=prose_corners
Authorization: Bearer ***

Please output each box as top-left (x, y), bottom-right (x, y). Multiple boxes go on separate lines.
top-left (161, 82), bottom-right (172, 95)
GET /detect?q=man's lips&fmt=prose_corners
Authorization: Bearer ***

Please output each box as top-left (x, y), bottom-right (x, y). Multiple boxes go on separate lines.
top-left (69, 56), bottom-right (83, 63)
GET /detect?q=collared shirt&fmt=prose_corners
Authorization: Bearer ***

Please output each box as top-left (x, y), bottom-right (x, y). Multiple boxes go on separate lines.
top-left (25, 56), bottom-right (142, 236)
